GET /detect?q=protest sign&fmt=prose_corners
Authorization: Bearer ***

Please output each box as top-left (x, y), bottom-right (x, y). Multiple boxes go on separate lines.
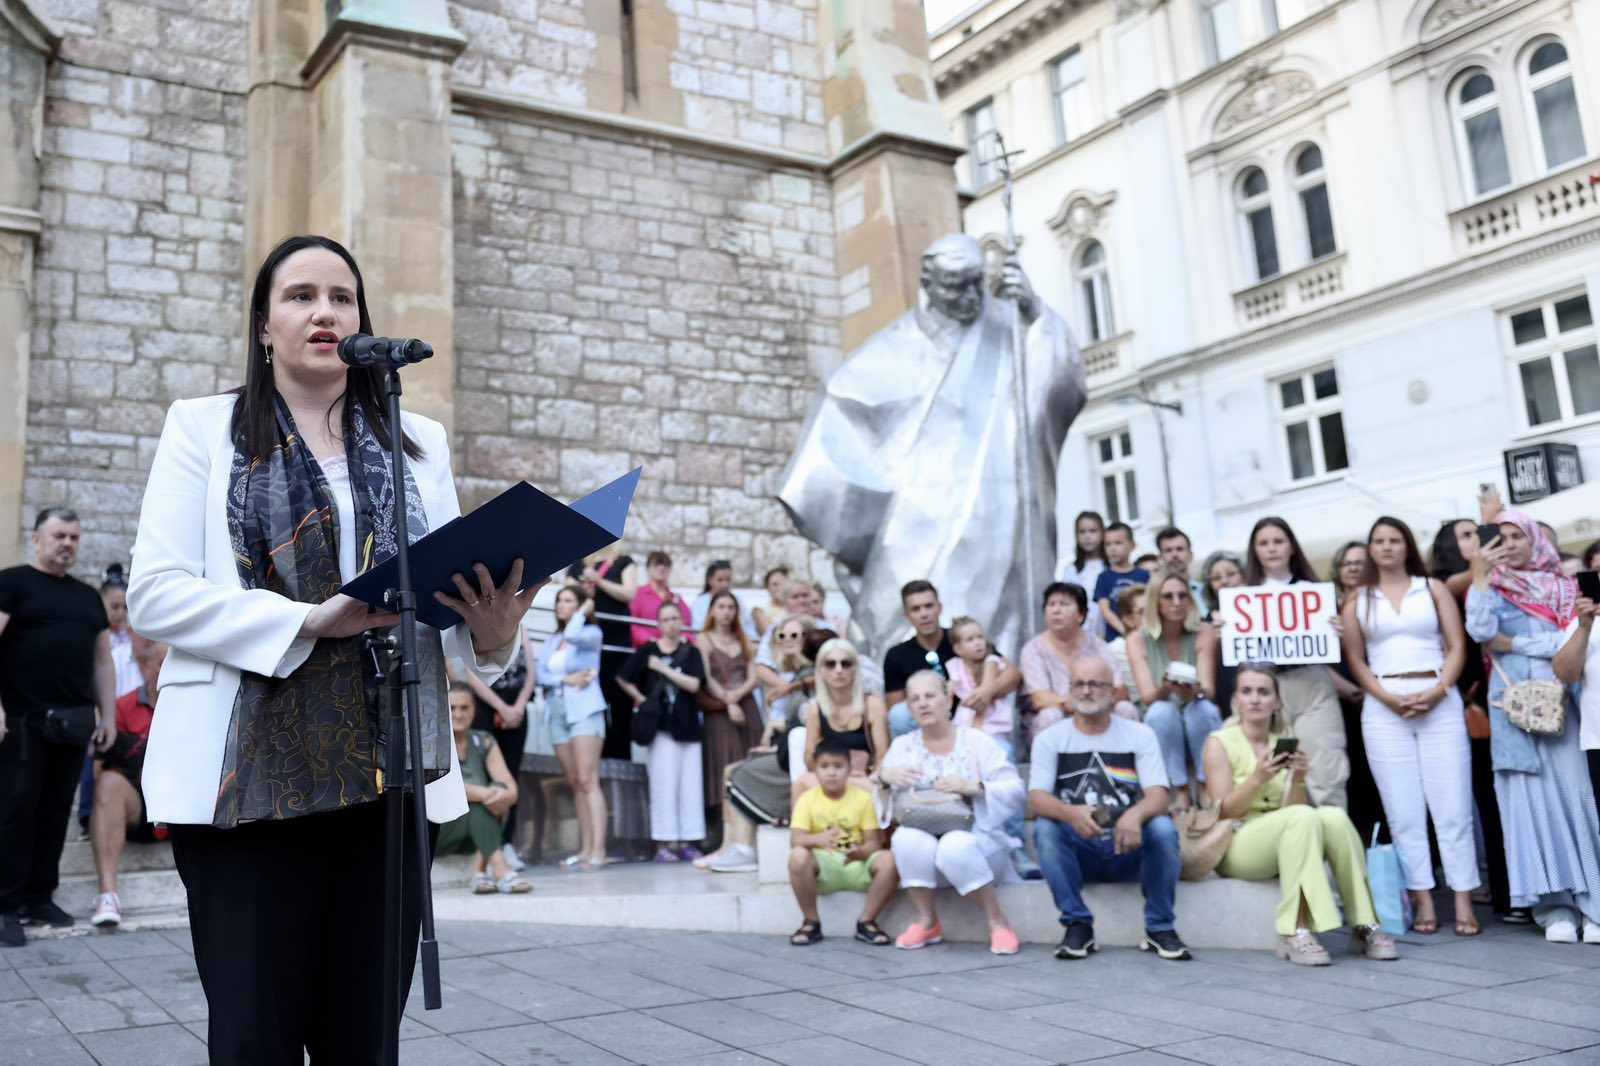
top-left (1218, 583), bottom-right (1339, 667)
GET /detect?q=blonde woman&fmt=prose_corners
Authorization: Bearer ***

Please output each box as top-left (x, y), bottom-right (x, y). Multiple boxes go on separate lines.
top-left (1130, 572), bottom-right (1221, 802)
top-left (1201, 663), bottom-right (1398, 966)
top-left (792, 638), bottom-right (889, 806)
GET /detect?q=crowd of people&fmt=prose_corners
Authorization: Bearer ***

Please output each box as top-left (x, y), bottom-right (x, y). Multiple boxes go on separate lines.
top-left (5, 495), bottom-right (1599, 967)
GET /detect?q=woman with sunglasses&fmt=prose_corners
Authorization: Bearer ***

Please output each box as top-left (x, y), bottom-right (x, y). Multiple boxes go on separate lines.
top-left (792, 639), bottom-right (888, 807)
top-left (1129, 572), bottom-right (1220, 807)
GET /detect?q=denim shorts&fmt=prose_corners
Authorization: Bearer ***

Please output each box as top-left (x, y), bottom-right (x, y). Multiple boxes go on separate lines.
top-left (548, 709), bottom-right (607, 747)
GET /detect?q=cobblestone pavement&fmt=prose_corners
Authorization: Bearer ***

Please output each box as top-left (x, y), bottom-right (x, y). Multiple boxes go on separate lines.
top-left (5, 913), bottom-right (1600, 1064)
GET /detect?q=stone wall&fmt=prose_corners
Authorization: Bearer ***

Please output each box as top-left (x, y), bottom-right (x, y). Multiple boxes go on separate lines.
top-left (24, 0), bottom-right (247, 575)
top-left (449, 0), bottom-right (826, 155)
top-left (450, 108), bottom-right (839, 582)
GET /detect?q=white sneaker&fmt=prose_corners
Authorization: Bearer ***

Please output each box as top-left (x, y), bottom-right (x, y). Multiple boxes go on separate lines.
top-left (1545, 918), bottom-right (1579, 944)
top-left (1582, 920), bottom-right (1600, 945)
top-left (707, 844), bottom-right (758, 873)
top-left (91, 893), bottom-right (121, 929)
top-left (500, 843), bottom-right (526, 872)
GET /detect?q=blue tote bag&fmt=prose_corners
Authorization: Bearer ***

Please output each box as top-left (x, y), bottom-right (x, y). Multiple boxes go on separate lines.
top-left (1365, 824), bottom-right (1413, 935)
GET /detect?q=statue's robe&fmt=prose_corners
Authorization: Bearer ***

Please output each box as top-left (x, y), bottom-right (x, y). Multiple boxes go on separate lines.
top-left (778, 291), bottom-right (1085, 659)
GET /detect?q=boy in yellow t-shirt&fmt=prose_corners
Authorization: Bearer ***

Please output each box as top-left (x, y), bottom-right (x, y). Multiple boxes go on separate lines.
top-left (787, 736), bottom-right (898, 946)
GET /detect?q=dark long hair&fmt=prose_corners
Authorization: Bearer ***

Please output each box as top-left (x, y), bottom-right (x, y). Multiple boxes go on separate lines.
top-left (1429, 518), bottom-right (1472, 579)
top-left (1244, 516), bottom-right (1319, 585)
top-left (232, 235), bottom-right (422, 462)
top-left (1361, 517), bottom-right (1428, 583)
top-left (1071, 510), bottom-right (1106, 572)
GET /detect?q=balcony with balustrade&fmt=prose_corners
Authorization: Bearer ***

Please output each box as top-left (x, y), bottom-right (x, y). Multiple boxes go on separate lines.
top-left (1231, 252), bottom-right (1348, 329)
top-left (1451, 158), bottom-right (1600, 256)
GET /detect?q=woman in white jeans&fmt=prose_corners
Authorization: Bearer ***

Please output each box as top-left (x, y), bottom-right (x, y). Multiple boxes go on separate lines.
top-left (1341, 516), bottom-right (1478, 935)
top-left (877, 671), bottom-right (1023, 955)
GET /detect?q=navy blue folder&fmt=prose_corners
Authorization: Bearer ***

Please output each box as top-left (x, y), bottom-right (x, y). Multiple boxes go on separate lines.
top-left (341, 468), bottom-right (641, 630)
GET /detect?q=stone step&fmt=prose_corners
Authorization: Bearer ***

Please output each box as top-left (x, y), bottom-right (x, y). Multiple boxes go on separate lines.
top-left (57, 837), bottom-right (175, 878)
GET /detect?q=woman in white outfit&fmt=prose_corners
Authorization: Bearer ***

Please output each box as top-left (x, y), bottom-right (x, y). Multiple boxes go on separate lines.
top-left (878, 670), bottom-right (1024, 955)
top-left (1341, 516), bottom-right (1478, 936)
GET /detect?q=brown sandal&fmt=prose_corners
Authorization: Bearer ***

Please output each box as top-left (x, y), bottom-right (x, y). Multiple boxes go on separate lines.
top-left (1410, 917), bottom-right (1438, 935)
top-left (1454, 917), bottom-right (1482, 937)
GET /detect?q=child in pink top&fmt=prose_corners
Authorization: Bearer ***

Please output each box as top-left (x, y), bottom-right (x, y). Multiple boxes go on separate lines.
top-left (945, 616), bottom-right (1018, 755)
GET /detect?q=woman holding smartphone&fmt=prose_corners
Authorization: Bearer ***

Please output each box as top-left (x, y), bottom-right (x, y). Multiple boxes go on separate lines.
top-left (1202, 664), bottom-right (1398, 966)
top-left (1342, 517), bottom-right (1477, 936)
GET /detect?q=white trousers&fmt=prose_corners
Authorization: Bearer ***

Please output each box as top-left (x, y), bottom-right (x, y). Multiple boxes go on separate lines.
top-left (647, 736), bottom-right (705, 843)
top-left (891, 827), bottom-right (1008, 896)
top-left (1361, 678), bottom-right (1479, 892)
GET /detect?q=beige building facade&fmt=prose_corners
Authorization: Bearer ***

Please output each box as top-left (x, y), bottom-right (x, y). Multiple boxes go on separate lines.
top-left (0, 0), bottom-right (962, 584)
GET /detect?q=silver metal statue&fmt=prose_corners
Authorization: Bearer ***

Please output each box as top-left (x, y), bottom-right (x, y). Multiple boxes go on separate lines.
top-left (777, 234), bottom-right (1086, 659)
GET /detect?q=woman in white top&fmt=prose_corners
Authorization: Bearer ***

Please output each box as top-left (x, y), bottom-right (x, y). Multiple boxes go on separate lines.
top-left (1055, 510), bottom-right (1108, 638)
top-left (877, 670), bottom-right (1024, 955)
top-left (1341, 517), bottom-right (1477, 936)
top-left (127, 236), bottom-right (529, 1062)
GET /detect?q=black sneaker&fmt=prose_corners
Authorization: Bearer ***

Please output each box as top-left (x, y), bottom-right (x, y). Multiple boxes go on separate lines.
top-left (1055, 921), bottom-right (1096, 960)
top-left (1140, 928), bottom-right (1193, 961)
top-left (21, 900), bottom-right (74, 928)
top-left (0, 912), bottom-right (24, 948)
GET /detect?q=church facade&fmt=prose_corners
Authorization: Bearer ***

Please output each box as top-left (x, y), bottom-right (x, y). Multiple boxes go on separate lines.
top-left (0, 0), bottom-right (964, 583)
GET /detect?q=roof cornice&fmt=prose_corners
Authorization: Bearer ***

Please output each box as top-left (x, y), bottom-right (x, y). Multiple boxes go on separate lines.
top-left (934, 0), bottom-right (1091, 93)
top-left (1, 0), bottom-right (61, 55)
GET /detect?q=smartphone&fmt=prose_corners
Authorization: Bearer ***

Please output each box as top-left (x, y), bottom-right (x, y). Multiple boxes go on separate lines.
top-left (1578, 570), bottom-right (1600, 601)
top-left (1476, 523), bottom-right (1503, 548)
top-left (1272, 737), bottom-right (1300, 757)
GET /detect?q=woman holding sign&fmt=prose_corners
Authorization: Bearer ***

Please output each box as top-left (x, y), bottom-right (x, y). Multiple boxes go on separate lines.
top-left (1242, 518), bottom-right (1349, 810)
top-left (1342, 518), bottom-right (1477, 936)
top-left (1466, 511), bottom-right (1600, 944)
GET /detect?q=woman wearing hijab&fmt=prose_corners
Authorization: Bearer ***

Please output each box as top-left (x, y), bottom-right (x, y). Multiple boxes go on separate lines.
top-left (1466, 510), bottom-right (1600, 944)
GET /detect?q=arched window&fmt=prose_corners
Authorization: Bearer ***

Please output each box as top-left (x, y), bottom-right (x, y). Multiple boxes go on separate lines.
top-left (1525, 40), bottom-right (1587, 172)
top-left (1077, 240), bottom-right (1114, 342)
top-left (1452, 68), bottom-right (1512, 196)
top-left (1237, 166), bottom-right (1279, 280)
top-left (1292, 145), bottom-right (1337, 260)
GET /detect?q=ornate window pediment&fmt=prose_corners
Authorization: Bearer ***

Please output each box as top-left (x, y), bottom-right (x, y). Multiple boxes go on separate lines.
top-left (1420, 0), bottom-right (1512, 42)
top-left (1047, 189), bottom-right (1117, 239)
top-left (1214, 62), bottom-right (1316, 138)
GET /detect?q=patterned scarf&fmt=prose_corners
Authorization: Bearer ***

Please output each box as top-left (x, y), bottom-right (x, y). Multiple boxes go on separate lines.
top-left (1487, 509), bottom-right (1578, 628)
top-left (215, 394), bottom-right (449, 827)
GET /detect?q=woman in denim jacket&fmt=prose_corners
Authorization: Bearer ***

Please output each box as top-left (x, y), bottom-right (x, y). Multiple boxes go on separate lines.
top-left (1465, 510), bottom-right (1600, 943)
top-left (539, 586), bottom-right (608, 868)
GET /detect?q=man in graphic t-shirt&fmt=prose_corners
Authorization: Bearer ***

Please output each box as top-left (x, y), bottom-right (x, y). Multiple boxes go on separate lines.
top-left (1028, 656), bottom-right (1187, 962)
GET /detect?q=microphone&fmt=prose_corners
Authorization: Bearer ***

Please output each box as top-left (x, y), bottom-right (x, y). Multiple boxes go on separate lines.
top-left (337, 334), bottom-right (435, 369)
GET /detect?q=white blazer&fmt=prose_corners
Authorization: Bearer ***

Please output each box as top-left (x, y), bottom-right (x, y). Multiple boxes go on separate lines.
top-left (128, 394), bottom-right (508, 825)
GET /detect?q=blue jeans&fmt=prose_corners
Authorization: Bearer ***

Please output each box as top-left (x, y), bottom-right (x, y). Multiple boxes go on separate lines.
top-left (1033, 814), bottom-right (1180, 931)
top-left (1143, 698), bottom-right (1222, 786)
top-left (888, 702), bottom-right (917, 739)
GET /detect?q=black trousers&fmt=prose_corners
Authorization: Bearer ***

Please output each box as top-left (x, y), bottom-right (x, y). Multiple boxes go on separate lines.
top-left (472, 701), bottom-right (528, 847)
top-left (1470, 735), bottom-right (1512, 913)
top-left (0, 715), bottom-right (88, 913)
top-left (170, 799), bottom-right (436, 1065)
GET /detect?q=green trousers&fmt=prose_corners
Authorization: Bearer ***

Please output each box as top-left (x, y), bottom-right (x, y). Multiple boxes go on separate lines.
top-left (1216, 804), bottom-right (1378, 935)
top-left (435, 804), bottom-right (504, 861)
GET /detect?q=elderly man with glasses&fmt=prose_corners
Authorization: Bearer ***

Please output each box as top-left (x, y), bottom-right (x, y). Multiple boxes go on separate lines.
top-left (1027, 655), bottom-right (1189, 962)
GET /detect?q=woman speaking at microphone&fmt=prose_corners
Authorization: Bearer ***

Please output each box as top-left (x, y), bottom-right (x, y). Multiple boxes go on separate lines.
top-left (127, 235), bottom-right (534, 1065)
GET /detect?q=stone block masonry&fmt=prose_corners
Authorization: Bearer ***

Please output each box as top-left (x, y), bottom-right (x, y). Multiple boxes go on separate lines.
top-left (451, 109), bottom-right (840, 584)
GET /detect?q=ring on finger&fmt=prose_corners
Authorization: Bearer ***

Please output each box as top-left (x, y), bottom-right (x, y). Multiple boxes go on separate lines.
top-left (467, 598), bottom-right (480, 607)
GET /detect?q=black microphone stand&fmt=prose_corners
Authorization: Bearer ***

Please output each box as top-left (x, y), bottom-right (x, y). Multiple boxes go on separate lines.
top-left (361, 358), bottom-right (442, 1066)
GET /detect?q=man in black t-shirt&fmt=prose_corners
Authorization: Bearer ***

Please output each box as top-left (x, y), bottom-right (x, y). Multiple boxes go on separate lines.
top-left (0, 508), bottom-right (117, 945)
top-left (882, 580), bottom-right (1019, 738)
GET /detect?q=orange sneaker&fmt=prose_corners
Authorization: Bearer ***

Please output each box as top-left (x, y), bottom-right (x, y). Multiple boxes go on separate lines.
top-left (989, 926), bottom-right (1020, 955)
top-left (894, 921), bottom-right (944, 950)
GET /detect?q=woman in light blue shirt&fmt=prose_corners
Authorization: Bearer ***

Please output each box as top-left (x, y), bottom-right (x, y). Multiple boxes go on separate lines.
top-left (1465, 510), bottom-right (1600, 943)
top-left (539, 585), bottom-right (608, 868)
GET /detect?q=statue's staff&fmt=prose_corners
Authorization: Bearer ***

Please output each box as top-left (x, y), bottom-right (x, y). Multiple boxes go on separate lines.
top-left (987, 128), bottom-right (1039, 645)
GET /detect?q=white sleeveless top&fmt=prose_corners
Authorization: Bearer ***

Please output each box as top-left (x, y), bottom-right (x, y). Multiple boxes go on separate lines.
top-left (1358, 577), bottom-right (1444, 675)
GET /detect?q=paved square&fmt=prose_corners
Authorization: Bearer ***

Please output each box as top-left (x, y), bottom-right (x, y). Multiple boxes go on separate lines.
top-left (3, 914), bottom-right (1598, 1064)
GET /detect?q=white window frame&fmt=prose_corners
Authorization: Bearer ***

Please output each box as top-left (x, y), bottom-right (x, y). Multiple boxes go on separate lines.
top-left (1202, 0), bottom-right (1243, 66)
top-left (1504, 289), bottom-right (1600, 430)
top-left (1091, 428), bottom-right (1139, 526)
top-left (1451, 67), bottom-right (1514, 199)
top-left (1076, 239), bottom-right (1114, 343)
top-left (1273, 364), bottom-right (1349, 484)
top-left (1050, 47), bottom-right (1091, 146)
top-left (966, 100), bottom-right (1000, 188)
top-left (1236, 166), bottom-right (1278, 282)
top-left (1522, 38), bottom-right (1588, 174)
top-left (1290, 143), bottom-right (1336, 263)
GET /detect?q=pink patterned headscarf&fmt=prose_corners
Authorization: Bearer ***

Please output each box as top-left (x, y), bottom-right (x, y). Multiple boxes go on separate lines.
top-left (1487, 509), bottom-right (1578, 627)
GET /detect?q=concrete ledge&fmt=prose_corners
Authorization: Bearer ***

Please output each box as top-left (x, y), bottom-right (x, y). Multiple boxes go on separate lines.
top-left (432, 864), bottom-right (1284, 951)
